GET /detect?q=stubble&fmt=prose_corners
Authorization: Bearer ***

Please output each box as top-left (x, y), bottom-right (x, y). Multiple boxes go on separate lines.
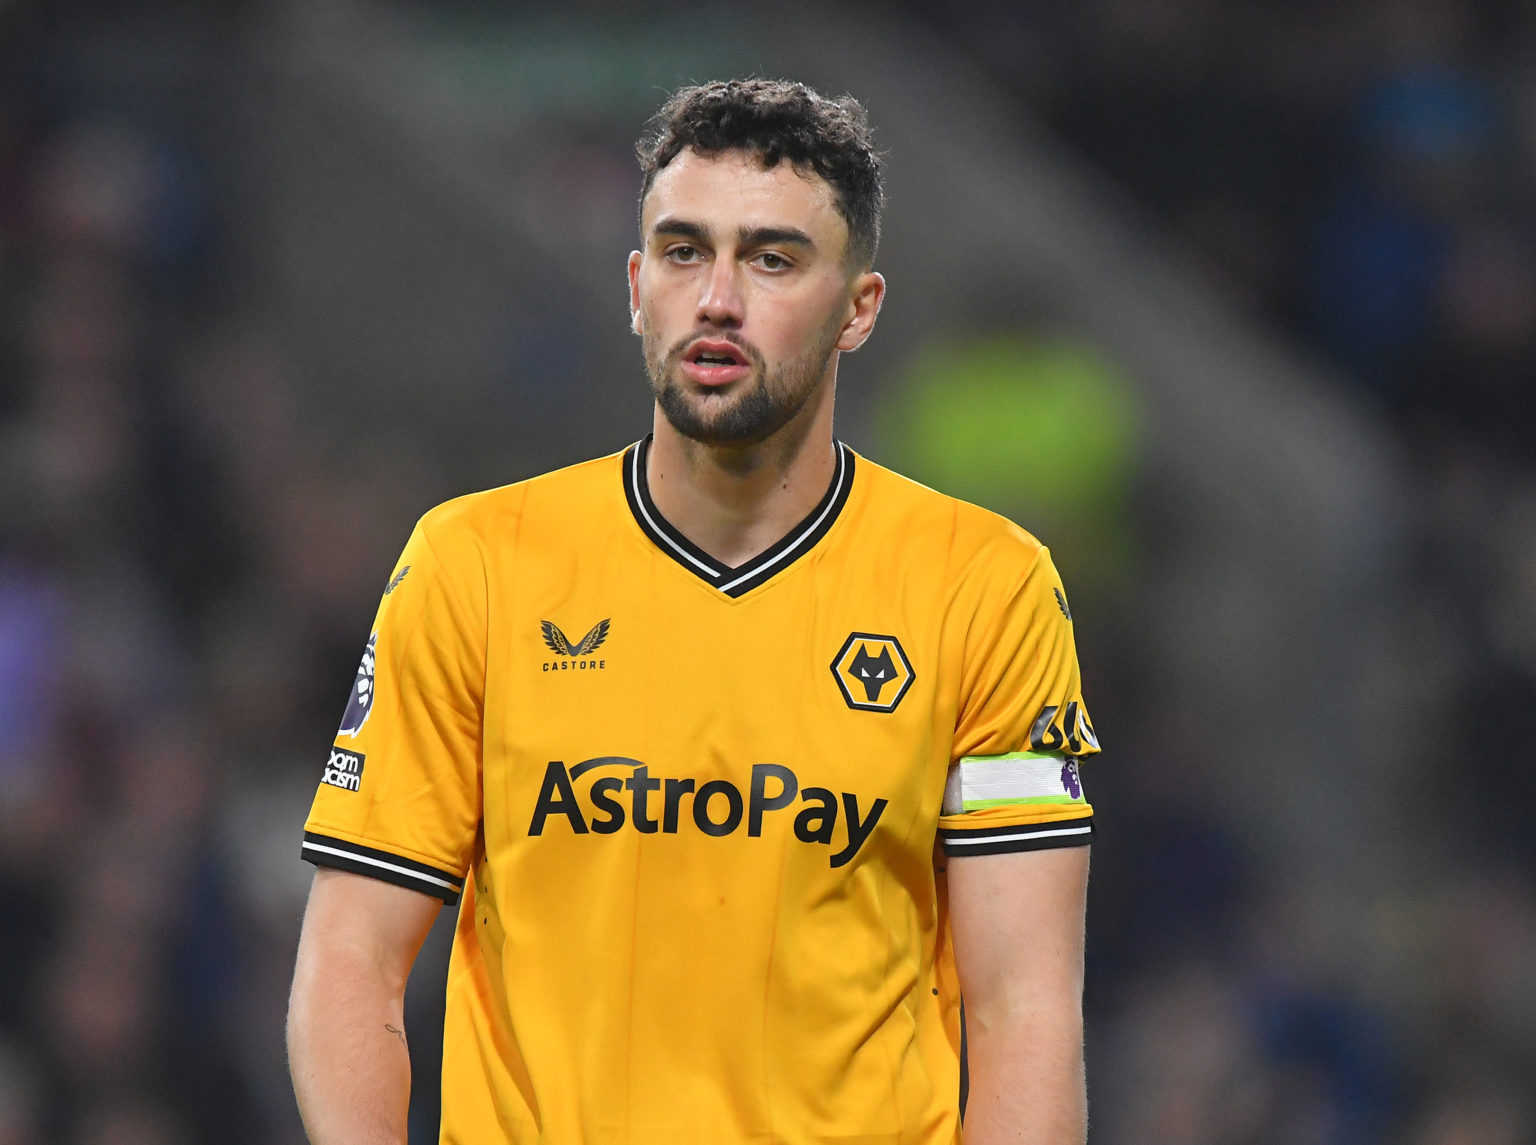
top-left (644, 311), bottom-right (844, 448)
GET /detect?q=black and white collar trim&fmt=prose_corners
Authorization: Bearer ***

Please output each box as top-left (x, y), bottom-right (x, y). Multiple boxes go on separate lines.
top-left (622, 435), bottom-right (855, 598)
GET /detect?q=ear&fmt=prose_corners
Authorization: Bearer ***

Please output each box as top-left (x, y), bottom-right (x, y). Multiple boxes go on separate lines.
top-left (835, 271), bottom-right (885, 353)
top-left (627, 250), bottom-right (644, 334)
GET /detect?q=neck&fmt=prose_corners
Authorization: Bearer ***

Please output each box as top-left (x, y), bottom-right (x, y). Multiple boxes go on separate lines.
top-left (646, 377), bottom-right (838, 568)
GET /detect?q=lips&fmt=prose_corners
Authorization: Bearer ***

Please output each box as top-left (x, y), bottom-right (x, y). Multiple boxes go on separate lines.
top-left (680, 338), bottom-right (752, 386)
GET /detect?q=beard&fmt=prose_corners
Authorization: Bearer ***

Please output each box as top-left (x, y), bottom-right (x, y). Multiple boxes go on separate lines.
top-left (644, 312), bottom-right (843, 448)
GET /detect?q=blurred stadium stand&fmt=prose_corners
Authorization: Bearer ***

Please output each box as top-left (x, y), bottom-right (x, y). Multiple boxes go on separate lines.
top-left (1, 1), bottom-right (1532, 1143)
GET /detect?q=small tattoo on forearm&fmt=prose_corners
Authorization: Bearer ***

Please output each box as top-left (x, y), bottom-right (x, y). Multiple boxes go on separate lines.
top-left (385, 1023), bottom-right (407, 1048)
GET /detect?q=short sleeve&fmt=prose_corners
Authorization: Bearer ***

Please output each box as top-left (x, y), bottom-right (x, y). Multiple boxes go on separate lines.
top-left (301, 512), bottom-right (485, 904)
top-left (940, 544), bottom-right (1099, 858)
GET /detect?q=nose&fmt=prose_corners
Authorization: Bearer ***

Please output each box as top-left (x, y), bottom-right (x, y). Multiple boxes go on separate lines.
top-left (696, 257), bottom-right (744, 328)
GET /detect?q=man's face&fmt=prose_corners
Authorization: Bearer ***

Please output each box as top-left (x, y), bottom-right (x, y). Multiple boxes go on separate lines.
top-left (628, 149), bottom-right (881, 448)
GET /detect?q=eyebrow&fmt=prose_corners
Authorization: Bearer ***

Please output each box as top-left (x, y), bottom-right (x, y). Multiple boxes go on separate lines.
top-left (650, 217), bottom-right (817, 252)
top-left (737, 225), bottom-right (815, 250)
top-left (651, 217), bottom-right (709, 244)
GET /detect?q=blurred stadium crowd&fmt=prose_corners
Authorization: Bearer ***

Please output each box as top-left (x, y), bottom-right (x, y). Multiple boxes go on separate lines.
top-left (910, 3), bottom-right (1536, 1142)
top-left (1, 2), bottom-right (1534, 1144)
top-left (0, 7), bottom-right (449, 1142)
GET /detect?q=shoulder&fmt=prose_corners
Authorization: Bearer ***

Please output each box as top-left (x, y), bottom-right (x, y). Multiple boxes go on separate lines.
top-left (848, 450), bottom-right (1048, 584)
top-left (414, 447), bottom-right (628, 552)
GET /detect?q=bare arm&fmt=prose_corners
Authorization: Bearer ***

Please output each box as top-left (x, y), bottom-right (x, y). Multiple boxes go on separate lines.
top-left (948, 845), bottom-right (1090, 1145)
top-left (288, 867), bottom-right (442, 1145)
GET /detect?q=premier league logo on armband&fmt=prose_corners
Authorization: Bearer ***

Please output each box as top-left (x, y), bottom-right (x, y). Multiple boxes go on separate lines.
top-left (338, 633), bottom-right (377, 737)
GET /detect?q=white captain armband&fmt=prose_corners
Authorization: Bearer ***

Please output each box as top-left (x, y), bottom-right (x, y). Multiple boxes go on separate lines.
top-left (938, 751), bottom-right (1094, 857)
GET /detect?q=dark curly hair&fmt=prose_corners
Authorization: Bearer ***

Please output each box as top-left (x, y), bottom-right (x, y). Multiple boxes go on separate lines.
top-left (636, 78), bottom-right (884, 270)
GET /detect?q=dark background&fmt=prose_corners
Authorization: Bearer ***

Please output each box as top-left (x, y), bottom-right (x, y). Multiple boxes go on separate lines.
top-left (2, 2), bottom-right (1533, 1142)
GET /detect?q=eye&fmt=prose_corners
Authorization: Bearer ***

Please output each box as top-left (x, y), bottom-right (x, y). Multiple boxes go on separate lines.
top-left (755, 252), bottom-right (790, 271)
top-left (666, 244), bottom-right (700, 263)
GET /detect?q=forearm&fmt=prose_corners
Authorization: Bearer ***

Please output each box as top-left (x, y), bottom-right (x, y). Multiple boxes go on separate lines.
top-left (962, 1001), bottom-right (1086, 1144)
top-left (288, 944), bottom-right (413, 1145)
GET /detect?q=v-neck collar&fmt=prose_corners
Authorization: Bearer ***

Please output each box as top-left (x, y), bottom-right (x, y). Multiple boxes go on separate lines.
top-left (621, 435), bottom-right (856, 598)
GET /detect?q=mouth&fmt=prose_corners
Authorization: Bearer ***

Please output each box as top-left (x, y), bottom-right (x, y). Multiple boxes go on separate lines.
top-left (680, 339), bottom-right (752, 387)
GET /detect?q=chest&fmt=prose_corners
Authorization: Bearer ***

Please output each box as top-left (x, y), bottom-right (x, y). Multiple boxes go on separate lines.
top-left (478, 540), bottom-right (957, 854)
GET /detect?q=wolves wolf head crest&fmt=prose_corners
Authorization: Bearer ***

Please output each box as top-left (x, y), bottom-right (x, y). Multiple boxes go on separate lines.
top-left (849, 643), bottom-right (897, 702)
top-left (831, 632), bottom-right (914, 713)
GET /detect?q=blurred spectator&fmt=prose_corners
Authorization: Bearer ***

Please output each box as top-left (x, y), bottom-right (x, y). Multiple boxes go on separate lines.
top-left (1301, 64), bottom-right (1498, 399)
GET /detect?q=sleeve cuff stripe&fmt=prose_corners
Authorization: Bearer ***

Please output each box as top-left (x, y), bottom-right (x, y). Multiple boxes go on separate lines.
top-left (940, 814), bottom-right (1092, 839)
top-left (301, 832), bottom-right (464, 901)
top-left (943, 822), bottom-right (1094, 847)
top-left (301, 841), bottom-right (459, 890)
top-left (943, 830), bottom-right (1093, 856)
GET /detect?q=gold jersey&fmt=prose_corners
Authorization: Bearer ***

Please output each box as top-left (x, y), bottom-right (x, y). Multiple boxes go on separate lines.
top-left (303, 439), bottom-right (1099, 1145)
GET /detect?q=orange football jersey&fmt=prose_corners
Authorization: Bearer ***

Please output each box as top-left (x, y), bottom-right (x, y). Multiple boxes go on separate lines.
top-left (303, 439), bottom-right (1099, 1144)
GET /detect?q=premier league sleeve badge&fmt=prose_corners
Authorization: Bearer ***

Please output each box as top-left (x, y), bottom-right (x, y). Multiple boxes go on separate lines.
top-left (338, 632), bottom-right (377, 737)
